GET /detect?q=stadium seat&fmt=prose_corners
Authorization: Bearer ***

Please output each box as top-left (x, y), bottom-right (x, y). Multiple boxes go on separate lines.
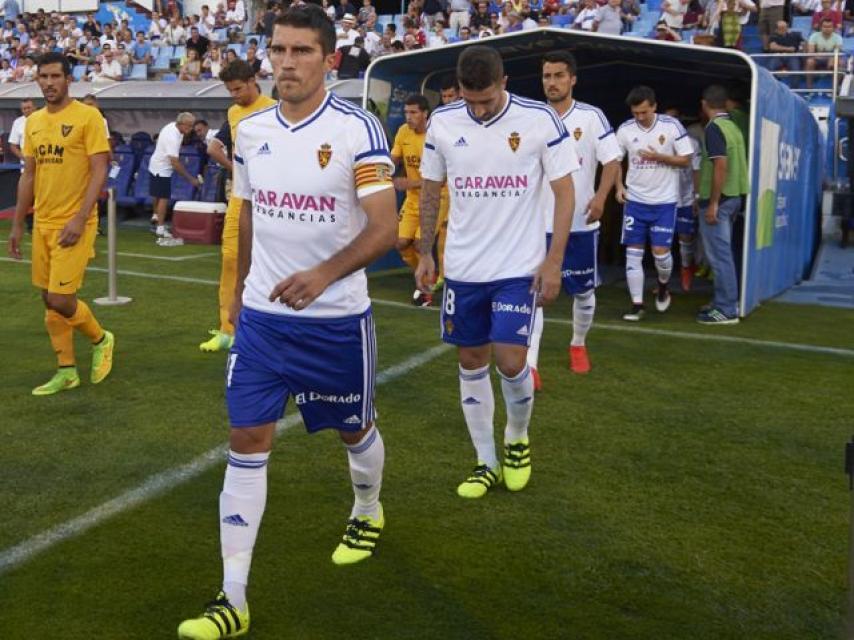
top-left (173, 45), bottom-right (186, 60)
top-left (112, 144), bottom-right (139, 208)
top-left (550, 14), bottom-right (573, 27)
top-left (132, 148), bottom-right (155, 207)
top-left (199, 163), bottom-right (225, 203)
top-left (844, 36), bottom-right (854, 52)
top-left (214, 28), bottom-right (228, 42)
top-left (170, 145), bottom-right (204, 202)
top-left (162, 73), bottom-right (178, 82)
top-left (153, 47), bottom-right (171, 71)
top-left (129, 63), bottom-right (148, 80)
top-left (129, 131), bottom-right (154, 161)
top-left (72, 64), bottom-right (86, 82)
top-left (792, 16), bottom-right (812, 34)
top-left (228, 43), bottom-right (242, 56)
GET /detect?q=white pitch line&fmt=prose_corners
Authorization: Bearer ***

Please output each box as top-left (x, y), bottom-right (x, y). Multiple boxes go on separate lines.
top-left (0, 343), bottom-right (452, 576)
top-left (116, 251), bottom-right (219, 262)
top-left (2, 256), bottom-right (852, 358)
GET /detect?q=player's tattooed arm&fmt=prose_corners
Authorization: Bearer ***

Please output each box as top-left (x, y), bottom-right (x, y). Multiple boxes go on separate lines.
top-left (414, 178), bottom-right (442, 293)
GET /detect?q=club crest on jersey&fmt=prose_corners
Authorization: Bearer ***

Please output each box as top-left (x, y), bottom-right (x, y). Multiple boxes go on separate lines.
top-left (317, 143), bottom-right (332, 169)
top-left (61, 125), bottom-right (73, 137)
top-left (658, 134), bottom-right (666, 145)
top-left (508, 132), bottom-right (521, 152)
top-left (444, 319), bottom-right (454, 335)
top-left (573, 127), bottom-right (583, 141)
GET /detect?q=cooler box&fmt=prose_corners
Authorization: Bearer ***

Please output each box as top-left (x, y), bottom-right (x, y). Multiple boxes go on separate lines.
top-left (172, 201), bottom-right (226, 244)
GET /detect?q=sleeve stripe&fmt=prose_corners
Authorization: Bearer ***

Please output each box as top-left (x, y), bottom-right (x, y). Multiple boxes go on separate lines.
top-left (234, 154), bottom-right (244, 164)
top-left (354, 149), bottom-right (391, 161)
top-left (424, 142), bottom-right (436, 150)
top-left (546, 132), bottom-right (569, 147)
top-left (598, 129), bottom-right (615, 140)
top-left (330, 96), bottom-right (388, 153)
top-left (511, 95), bottom-right (565, 138)
top-left (675, 133), bottom-right (689, 141)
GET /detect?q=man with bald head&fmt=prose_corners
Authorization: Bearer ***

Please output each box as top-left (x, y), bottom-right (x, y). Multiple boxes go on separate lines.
top-left (149, 112), bottom-right (198, 243)
top-left (766, 19), bottom-right (803, 88)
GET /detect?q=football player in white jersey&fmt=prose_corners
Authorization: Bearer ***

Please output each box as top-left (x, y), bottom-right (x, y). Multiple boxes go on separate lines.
top-left (415, 46), bottom-right (578, 499)
top-left (615, 86), bottom-right (693, 321)
top-left (178, 6), bottom-right (398, 639)
top-left (526, 51), bottom-right (621, 380)
top-left (664, 107), bottom-right (703, 293)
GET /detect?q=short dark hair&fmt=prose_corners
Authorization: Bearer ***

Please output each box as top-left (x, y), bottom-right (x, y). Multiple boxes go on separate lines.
top-left (821, 16), bottom-right (834, 24)
top-left (439, 74), bottom-right (458, 91)
top-left (386, 23), bottom-right (397, 33)
top-left (36, 51), bottom-right (71, 76)
top-left (457, 45), bottom-right (503, 91)
top-left (219, 59), bottom-right (256, 82)
top-left (702, 84), bottom-right (728, 109)
top-left (274, 4), bottom-right (336, 56)
top-left (194, 119), bottom-right (208, 127)
top-left (404, 93), bottom-right (429, 111)
top-left (541, 50), bottom-right (577, 75)
top-left (626, 85), bottom-right (656, 108)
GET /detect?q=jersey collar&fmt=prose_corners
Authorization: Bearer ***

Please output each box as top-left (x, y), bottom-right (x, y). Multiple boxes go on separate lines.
top-left (274, 91), bottom-right (331, 132)
top-left (636, 114), bottom-right (658, 133)
top-left (466, 91), bottom-right (511, 128)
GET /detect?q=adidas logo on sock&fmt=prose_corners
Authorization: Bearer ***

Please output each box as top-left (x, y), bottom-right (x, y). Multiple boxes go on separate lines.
top-left (462, 396), bottom-right (481, 405)
top-left (258, 142), bottom-right (271, 155)
top-left (454, 136), bottom-right (468, 147)
top-left (344, 414), bottom-right (362, 425)
top-left (222, 514), bottom-right (249, 527)
top-left (516, 325), bottom-right (530, 336)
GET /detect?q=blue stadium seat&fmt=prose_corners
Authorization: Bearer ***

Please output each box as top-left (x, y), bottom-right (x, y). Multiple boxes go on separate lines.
top-left (173, 45), bottom-right (186, 60)
top-left (162, 73), bottom-right (178, 82)
top-left (129, 63), bottom-right (148, 80)
top-left (153, 47), bottom-right (171, 71)
top-left (72, 64), bottom-right (86, 82)
top-left (550, 14), bottom-right (573, 27)
top-left (199, 163), bottom-right (225, 203)
top-left (129, 131), bottom-right (153, 161)
top-left (844, 36), bottom-right (854, 52)
top-left (112, 144), bottom-right (138, 208)
top-left (132, 149), bottom-right (155, 207)
top-left (170, 146), bottom-right (204, 202)
top-left (228, 43), bottom-right (242, 56)
top-left (792, 16), bottom-right (812, 34)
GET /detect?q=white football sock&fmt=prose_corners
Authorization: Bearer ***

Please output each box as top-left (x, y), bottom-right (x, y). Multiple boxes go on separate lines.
top-left (345, 426), bottom-right (384, 520)
top-left (654, 250), bottom-right (673, 285)
top-left (571, 290), bottom-right (595, 347)
top-left (526, 307), bottom-right (544, 369)
top-left (679, 239), bottom-right (694, 269)
top-left (156, 224), bottom-right (166, 236)
top-left (500, 364), bottom-right (534, 443)
top-left (625, 247), bottom-right (645, 304)
top-left (459, 364), bottom-right (497, 468)
top-left (220, 450), bottom-right (269, 611)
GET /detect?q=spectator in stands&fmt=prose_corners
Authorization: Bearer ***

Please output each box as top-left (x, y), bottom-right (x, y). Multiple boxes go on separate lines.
top-left (116, 42), bottom-right (131, 74)
top-left (148, 11), bottom-right (165, 40)
top-left (224, 47), bottom-right (239, 64)
top-left (336, 13), bottom-right (359, 48)
top-left (404, 16), bottom-right (428, 45)
top-left (163, 15), bottom-right (187, 45)
top-left (0, 58), bottom-right (12, 82)
top-left (812, 0), bottom-right (843, 30)
top-left (130, 31), bottom-right (151, 64)
top-left (654, 18), bottom-right (682, 38)
top-left (337, 35), bottom-right (371, 78)
top-left (358, 23), bottom-right (382, 56)
top-left (661, 0), bottom-right (689, 32)
top-left (758, 0), bottom-right (785, 50)
top-left (203, 44), bottom-right (224, 77)
top-left (225, 0), bottom-right (246, 32)
top-left (520, 7), bottom-right (538, 28)
top-left (7, 97), bottom-right (32, 164)
top-left (793, 0), bottom-right (822, 15)
top-left (201, 4), bottom-right (216, 33)
top-left (449, 0), bottom-right (473, 34)
top-left (244, 44), bottom-right (261, 75)
top-left (186, 26), bottom-right (210, 58)
top-left (421, 0), bottom-right (445, 26)
top-left (454, 24), bottom-right (475, 40)
top-left (194, 119), bottom-right (216, 145)
top-left (595, 0), bottom-right (628, 33)
top-left (322, 0), bottom-right (337, 20)
top-left (98, 48), bottom-right (123, 81)
top-left (384, 22), bottom-right (401, 42)
top-left (806, 16), bottom-right (843, 87)
top-left (3, 0), bottom-right (19, 23)
top-left (14, 54), bottom-right (34, 81)
top-left (359, 0), bottom-right (378, 27)
top-left (489, 12), bottom-right (504, 33)
top-left (100, 23), bottom-right (117, 48)
top-left (150, 112), bottom-right (199, 243)
top-left (621, 0), bottom-right (642, 26)
top-left (179, 47), bottom-right (202, 80)
top-left (574, 0), bottom-right (600, 29)
top-left (471, 1), bottom-right (492, 29)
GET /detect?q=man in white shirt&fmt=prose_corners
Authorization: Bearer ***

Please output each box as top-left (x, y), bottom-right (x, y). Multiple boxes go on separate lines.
top-left (162, 16), bottom-right (187, 45)
top-left (148, 112), bottom-right (198, 242)
top-left (148, 11), bottom-right (166, 39)
top-left (527, 50), bottom-right (621, 380)
top-left (177, 7), bottom-right (398, 638)
top-left (661, 0), bottom-right (689, 30)
top-left (358, 23), bottom-right (381, 56)
top-left (225, 0), bottom-right (246, 28)
top-left (416, 46), bottom-right (577, 499)
top-left (7, 97), bottom-right (34, 167)
top-left (98, 48), bottom-right (123, 81)
top-left (336, 13), bottom-right (359, 48)
top-left (615, 85), bottom-right (694, 320)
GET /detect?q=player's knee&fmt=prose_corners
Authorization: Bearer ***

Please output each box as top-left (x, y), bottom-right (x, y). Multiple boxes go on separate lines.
top-left (495, 348), bottom-right (527, 378)
top-left (458, 345), bottom-right (490, 370)
top-left (651, 247), bottom-right (669, 257)
top-left (44, 292), bottom-right (76, 317)
top-left (339, 422), bottom-right (373, 445)
top-left (229, 424), bottom-right (274, 453)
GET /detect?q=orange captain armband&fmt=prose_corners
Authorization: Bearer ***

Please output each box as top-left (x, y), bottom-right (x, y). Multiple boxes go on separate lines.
top-left (355, 163), bottom-right (394, 198)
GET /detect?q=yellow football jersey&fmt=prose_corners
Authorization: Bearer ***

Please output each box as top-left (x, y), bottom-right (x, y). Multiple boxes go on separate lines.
top-left (23, 100), bottom-right (110, 229)
top-left (228, 94), bottom-right (276, 151)
top-left (391, 123), bottom-right (425, 203)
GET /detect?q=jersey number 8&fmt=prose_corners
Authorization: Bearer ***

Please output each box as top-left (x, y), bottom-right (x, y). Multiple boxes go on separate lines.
top-left (444, 287), bottom-right (455, 315)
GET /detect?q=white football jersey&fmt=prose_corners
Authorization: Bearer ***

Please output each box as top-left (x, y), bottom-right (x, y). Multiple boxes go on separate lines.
top-left (232, 93), bottom-right (394, 318)
top-left (677, 135), bottom-right (702, 207)
top-left (420, 92), bottom-right (578, 283)
top-left (542, 100), bottom-right (621, 234)
top-left (615, 114), bottom-right (694, 205)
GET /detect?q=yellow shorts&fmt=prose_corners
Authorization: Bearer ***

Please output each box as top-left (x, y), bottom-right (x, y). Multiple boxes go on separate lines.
top-left (31, 223), bottom-right (97, 294)
top-left (398, 198), bottom-right (421, 240)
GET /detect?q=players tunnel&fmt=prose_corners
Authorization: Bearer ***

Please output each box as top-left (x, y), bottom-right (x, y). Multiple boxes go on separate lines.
top-left (364, 29), bottom-right (824, 316)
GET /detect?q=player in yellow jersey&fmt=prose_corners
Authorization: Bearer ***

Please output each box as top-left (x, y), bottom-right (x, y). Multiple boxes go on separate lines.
top-left (198, 60), bottom-right (276, 352)
top-left (391, 93), bottom-right (449, 306)
top-left (7, 52), bottom-right (114, 396)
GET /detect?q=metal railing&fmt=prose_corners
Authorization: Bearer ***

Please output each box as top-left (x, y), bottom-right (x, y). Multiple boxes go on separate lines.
top-left (751, 50), bottom-right (844, 97)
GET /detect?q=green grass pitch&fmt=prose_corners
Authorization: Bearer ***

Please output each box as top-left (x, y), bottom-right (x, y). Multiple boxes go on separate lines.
top-left (0, 222), bottom-right (853, 639)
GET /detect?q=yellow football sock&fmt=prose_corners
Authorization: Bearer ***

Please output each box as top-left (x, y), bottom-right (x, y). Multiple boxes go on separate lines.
top-left (67, 300), bottom-right (104, 343)
top-left (45, 309), bottom-right (75, 367)
top-left (399, 244), bottom-right (419, 271)
top-left (219, 251), bottom-right (237, 335)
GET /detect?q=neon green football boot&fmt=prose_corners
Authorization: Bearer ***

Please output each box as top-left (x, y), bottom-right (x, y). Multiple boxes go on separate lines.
top-left (199, 330), bottom-right (234, 353)
top-left (331, 503), bottom-right (384, 565)
top-left (90, 330), bottom-right (114, 384)
top-left (503, 439), bottom-right (531, 492)
top-left (456, 463), bottom-right (502, 499)
top-left (177, 592), bottom-right (249, 639)
top-left (32, 367), bottom-right (80, 396)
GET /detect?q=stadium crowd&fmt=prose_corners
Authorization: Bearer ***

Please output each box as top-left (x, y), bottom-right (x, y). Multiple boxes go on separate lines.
top-left (0, 0), bottom-right (848, 84)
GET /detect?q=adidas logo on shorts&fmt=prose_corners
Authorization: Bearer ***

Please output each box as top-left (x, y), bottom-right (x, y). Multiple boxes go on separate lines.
top-left (344, 414), bottom-right (362, 425)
